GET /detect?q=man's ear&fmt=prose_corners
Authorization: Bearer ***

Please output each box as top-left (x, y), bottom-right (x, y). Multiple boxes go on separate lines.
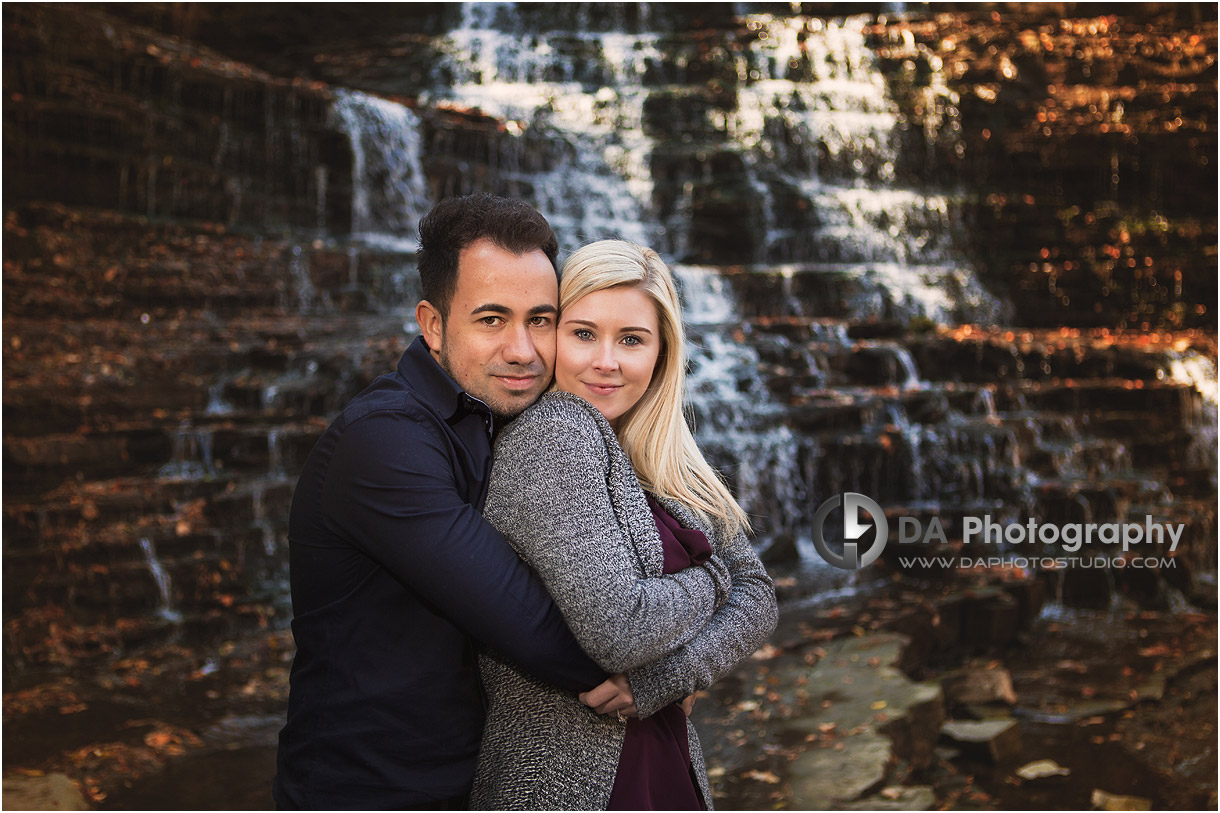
top-left (415, 300), bottom-right (445, 353)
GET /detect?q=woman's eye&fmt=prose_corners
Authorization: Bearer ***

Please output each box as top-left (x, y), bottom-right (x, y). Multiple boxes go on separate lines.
top-left (622, 335), bottom-right (641, 346)
top-left (574, 329), bottom-right (594, 340)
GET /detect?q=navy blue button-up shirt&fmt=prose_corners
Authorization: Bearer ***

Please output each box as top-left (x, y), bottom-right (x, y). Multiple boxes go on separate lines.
top-left (273, 337), bottom-right (605, 810)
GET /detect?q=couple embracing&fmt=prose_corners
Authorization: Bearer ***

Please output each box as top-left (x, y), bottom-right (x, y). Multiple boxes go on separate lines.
top-left (273, 194), bottom-right (777, 810)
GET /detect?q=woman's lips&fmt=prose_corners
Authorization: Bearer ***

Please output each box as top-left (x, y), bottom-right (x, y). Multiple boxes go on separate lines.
top-left (583, 382), bottom-right (622, 396)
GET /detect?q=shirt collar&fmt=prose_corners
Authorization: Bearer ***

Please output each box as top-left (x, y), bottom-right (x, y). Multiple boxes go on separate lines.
top-left (398, 336), bottom-right (495, 436)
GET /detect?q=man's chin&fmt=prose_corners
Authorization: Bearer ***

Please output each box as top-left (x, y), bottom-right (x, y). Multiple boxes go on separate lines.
top-left (485, 388), bottom-right (547, 423)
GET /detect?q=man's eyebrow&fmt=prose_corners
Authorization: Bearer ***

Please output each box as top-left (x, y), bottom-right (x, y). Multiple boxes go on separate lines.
top-left (563, 318), bottom-right (653, 334)
top-left (470, 303), bottom-right (558, 316)
top-left (470, 303), bottom-right (510, 315)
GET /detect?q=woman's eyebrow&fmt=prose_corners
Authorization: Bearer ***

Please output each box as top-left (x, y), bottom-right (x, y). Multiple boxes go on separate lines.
top-left (562, 317), bottom-right (653, 334)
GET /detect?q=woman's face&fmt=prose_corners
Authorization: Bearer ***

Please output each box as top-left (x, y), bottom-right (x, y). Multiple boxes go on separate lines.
top-left (555, 286), bottom-right (662, 428)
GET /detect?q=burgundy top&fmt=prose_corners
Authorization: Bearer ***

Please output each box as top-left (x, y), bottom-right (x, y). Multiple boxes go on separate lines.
top-left (606, 497), bottom-right (713, 811)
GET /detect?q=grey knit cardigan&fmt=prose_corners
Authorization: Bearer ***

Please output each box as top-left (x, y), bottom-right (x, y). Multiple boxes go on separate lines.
top-left (471, 391), bottom-right (778, 810)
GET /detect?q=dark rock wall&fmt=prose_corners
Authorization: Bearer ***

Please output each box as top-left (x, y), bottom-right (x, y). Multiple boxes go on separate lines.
top-left (3, 202), bottom-right (416, 669)
top-left (872, 5), bottom-right (1217, 328)
top-left (3, 3), bottom-right (353, 233)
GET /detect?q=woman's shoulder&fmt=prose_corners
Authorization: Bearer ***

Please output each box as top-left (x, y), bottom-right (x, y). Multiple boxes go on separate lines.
top-left (496, 390), bottom-right (616, 458)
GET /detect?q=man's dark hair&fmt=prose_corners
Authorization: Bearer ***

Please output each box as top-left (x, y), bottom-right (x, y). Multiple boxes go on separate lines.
top-left (417, 194), bottom-right (560, 320)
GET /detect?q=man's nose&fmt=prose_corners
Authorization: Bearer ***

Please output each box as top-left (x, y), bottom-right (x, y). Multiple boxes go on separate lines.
top-left (502, 323), bottom-right (538, 365)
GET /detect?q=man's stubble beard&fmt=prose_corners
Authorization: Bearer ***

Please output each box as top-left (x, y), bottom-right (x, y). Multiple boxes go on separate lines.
top-left (436, 336), bottom-right (535, 423)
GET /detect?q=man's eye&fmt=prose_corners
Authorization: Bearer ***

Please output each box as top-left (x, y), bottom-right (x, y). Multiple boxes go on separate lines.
top-left (480, 316), bottom-right (503, 326)
top-left (530, 315), bottom-right (553, 327)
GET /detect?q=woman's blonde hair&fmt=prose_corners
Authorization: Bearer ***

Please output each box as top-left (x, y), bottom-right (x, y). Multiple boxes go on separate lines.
top-left (560, 240), bottom-right (751, 538)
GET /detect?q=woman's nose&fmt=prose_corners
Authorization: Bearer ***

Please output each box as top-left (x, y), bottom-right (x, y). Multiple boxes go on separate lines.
top-left (592, 342), bottom-right (619, 372)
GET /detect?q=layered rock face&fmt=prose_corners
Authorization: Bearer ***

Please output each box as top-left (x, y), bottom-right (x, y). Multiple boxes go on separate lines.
top-left (871, 5), bottom-right (1217, 329)
top-left (3, 3), bottom-right (1216, 673)
top-left (3, 4), bottom-right (351, 231)
top-left (113, 2), bottom-right (1216, 327)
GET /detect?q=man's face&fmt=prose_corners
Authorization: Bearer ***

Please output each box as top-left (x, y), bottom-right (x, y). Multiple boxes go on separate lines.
top-left (422, 238), bottom-right (558, 421)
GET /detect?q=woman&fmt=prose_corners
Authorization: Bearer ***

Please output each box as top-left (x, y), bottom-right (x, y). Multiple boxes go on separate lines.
top-left (472, 240), bottom-right (778, 810)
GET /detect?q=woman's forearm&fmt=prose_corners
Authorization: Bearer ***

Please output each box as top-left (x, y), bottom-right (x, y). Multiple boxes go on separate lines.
top-left (627, 524), bottom-right (778, 717)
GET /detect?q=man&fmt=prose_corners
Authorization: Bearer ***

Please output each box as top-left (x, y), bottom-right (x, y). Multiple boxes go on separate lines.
top-left (273, 195), bottom-right (722, 809)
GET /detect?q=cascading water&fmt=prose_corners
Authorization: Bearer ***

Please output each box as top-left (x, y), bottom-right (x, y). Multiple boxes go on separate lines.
top-left (331, 88), bottom-right (431, 250)
top-left (421, 6), bottom-right (1006, 324)
top-left (728, 14), bottom-right (1008, 324)
top-left (1168, 347), bottom-right (1220, 472)
top-left (427, 1), bottom-right (663, 252)
top-left (159, 423), bottom-right (216, 480)
top-left (139, 537), bottom-right (182, 624)
top-left (674, 265), bottom-right (808, 546)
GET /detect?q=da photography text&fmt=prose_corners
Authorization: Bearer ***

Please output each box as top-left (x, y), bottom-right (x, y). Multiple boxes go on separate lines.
top-left (901, 513), bottom-right (1184, 553)
top-left (810, 491), bottom-right (1184, 571)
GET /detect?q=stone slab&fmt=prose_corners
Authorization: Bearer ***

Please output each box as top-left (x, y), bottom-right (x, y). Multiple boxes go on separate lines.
top-left (940, 718), bottom-right (1023, 762)
top-left (2, 773), bottom-right (89, 810)
top-left (839, 785), bottom-right (937, 810)
top-left (789, 730), bottom-right (891, 805)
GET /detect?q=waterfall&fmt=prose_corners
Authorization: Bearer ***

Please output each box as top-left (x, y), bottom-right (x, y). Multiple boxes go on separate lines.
top-left (252, 486), bottom-right (278, 557)
top-left (268, 429), bottom-right (285, 478)
top-left (159, 423), bottom-right (216, 480)
top-left (729, 13), bottom-right (1008, 324)
top-left (429, 1), bottom-right (661, 252)
top-left (675, 264), bottom-right (807, 544)
top-left (139, 537), bottom-right (182, 624)
top-left (425, 6), bottom-right (1005, 322)
top-left (1168, 347), bottom-right (1219, 473)
top-left (205, 382), bottom-right (234, 416)
top-left (287, 244), bottom-right (321, 313)
top-left (331, 89), bottom-right (431, 249)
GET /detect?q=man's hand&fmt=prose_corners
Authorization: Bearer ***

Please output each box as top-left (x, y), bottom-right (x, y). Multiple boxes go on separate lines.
top-left (578, 673), bottom-right (637, 718)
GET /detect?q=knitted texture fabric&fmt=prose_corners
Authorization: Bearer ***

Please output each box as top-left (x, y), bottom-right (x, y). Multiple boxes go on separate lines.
top-left (471, 391), bottom-right (777, 810)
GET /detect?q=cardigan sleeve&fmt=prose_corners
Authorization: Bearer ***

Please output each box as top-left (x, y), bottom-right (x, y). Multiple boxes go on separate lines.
top-left (626, 514), bottom-right (778, 718)
top-left (484, 397), bottom-right (724, 674)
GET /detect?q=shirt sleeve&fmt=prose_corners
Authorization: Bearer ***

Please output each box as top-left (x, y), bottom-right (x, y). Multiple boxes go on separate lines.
top-left (482, 402), bottom-right (724, 675)
top-left (322, 408), bottom-right (606, 693)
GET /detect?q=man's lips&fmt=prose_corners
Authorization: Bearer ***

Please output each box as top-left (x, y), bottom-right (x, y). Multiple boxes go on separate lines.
top-left (493, 374), bottom-right (540, 391)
